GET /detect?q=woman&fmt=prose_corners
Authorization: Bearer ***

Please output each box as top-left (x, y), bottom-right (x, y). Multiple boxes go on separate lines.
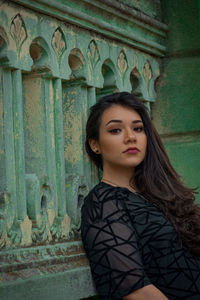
top-left (81, 92), bottom-right (200, 299)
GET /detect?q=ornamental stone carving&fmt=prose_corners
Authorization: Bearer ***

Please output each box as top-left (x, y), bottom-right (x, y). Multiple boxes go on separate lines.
top-left (143, 60), bottom-right (152, 94)
top-left (87, 40), bottom-right (100, 70)
top-left (52, 27), bottom-right (66, 61)
top-left (118, 50), bottom-right (128, 76)
top-left (10, 14), bottom-right (27, 52)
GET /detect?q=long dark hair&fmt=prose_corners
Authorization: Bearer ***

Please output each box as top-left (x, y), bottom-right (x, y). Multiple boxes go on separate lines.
top-left (86, 92), bottom-right (200, 256)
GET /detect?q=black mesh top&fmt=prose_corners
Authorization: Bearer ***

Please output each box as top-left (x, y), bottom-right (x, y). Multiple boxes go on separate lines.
top-left (81, 182), bottom-right (200, 300)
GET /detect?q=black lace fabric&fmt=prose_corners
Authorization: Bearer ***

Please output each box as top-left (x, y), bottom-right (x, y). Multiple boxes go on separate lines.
top-left (81, 182), bottom-right (200, 300)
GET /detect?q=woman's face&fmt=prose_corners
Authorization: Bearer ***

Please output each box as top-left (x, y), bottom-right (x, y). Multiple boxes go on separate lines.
top-left (90, 105), bottom-right (147, 173)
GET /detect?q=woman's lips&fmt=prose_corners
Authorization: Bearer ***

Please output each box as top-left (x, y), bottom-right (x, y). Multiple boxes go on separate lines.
top-left (124, 147), bottom-right (140, 154)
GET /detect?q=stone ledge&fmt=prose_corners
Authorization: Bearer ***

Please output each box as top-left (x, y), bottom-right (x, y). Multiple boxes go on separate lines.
top-left (0, 241), bottom-right (86, 280)
top-left (0, 241), bottom-right (95, 299)
top-left (0, 266), bottom-right (95, 300)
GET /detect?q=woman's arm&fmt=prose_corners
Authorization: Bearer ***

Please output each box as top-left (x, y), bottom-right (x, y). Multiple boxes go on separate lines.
top-left (123, 284), bottom-right (168, 300)
top-left (81, 188), bottom-right (166, 299)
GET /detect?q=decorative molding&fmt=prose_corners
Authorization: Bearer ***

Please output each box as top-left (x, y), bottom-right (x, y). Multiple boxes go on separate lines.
top-left (12, 0), bottom-right (167, 56)
top-left (84, 0), bottom-right (166, 32)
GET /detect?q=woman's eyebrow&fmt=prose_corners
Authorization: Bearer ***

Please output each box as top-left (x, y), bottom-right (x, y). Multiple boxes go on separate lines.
top-left (106, 119), bottom-right (122, 126)
top-left (106, 119), bottom-right (143, 126)
top-left (133, 120), bottom-right (143, 124)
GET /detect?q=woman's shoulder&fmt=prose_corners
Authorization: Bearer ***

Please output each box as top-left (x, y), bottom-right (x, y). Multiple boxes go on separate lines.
top-left (84, 181), bottom-right (131, 204)
top-left (81, 182), bottom-right (131, 221)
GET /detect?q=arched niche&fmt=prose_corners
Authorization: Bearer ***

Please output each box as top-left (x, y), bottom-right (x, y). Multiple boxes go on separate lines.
top-left (130, 67), bottom-right (142, 98)
top-left (68, 48), bottom-right (86, 80)
top-left (29, 37), bottom-right (51, 72)
top-left (96, 59), bottom-right (119, 99)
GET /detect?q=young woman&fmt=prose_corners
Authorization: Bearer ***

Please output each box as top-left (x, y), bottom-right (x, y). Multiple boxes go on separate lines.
top-left (81, 92), bottom-right (200, 300)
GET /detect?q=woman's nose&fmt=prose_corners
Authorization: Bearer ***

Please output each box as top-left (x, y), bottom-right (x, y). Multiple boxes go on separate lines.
top-left (124, 130), bottom-right (136, 143)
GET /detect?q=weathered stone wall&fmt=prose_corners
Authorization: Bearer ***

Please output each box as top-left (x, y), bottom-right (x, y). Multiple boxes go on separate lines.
top-left (0, 0), bottom-right (167, 299)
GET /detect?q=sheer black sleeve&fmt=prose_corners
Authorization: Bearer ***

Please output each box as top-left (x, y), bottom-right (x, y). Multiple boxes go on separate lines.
top-left (81, 185), bottom-right (151, 299)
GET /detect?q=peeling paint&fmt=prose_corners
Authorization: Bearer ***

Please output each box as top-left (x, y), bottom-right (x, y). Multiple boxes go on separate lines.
top-left (23, 76), bottom-right (47, 170)
top-left (20, 216), bottom-right (32, 246)
top-left (47, 208), bottom-right (55, 226)
top-left (64, 97), bottom-right (82, 166)
top-left (61, 214), bottom-right (71, 238)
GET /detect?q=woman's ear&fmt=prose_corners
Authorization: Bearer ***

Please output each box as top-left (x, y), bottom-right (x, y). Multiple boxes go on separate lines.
top-left (89, 139), bottom-right (101, 154)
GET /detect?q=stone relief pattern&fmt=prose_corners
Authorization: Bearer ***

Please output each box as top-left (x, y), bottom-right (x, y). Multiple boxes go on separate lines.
top-left (118, 50), bottom-right (128, 76)
top-left (10, 14), bottom-right (27, 52)
top-left (0, 9), bottom-right (159, 250)
top-left (143, 60), bottom-right (152, 94)
top-left (52, 27), bottom-right (66, 62)
top-left (87, 40), bottom-right (100, 70)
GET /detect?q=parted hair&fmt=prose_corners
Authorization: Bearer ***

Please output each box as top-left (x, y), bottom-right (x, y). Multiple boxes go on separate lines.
top-left (86, 92), bottom-right (200, 256)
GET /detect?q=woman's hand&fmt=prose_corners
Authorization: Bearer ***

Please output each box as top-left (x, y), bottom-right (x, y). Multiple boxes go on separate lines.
top-left (123, 284), bottom-right (169, 300)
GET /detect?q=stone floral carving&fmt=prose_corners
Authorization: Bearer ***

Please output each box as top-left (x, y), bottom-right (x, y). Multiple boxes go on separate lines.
top-left (143, 60), bottom-right (152, 93)
top-left (10, 14), bottom-right (27, 51)
top-left (52, 27), bottom-right (66, 61)
top-left (87, 40), bottom-right (100, 70)
top-left (118, 50), bottom-right (128, 76)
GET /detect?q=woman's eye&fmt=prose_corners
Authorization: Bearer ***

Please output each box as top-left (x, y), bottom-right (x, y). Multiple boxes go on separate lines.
top-left (109, 128), bottom-right (121, 134)
top-left (134, 126), bottom-right (144, 132)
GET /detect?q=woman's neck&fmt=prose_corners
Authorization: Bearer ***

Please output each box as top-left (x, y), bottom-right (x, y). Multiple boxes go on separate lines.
top-left (101, 166), bottom-right (137, 192)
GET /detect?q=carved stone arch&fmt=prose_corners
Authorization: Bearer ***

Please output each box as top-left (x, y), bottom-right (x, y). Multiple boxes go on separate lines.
top-left (29, 37), bottom-right (51, 72)
top-left (68, 48), bottom-right (86, 80)
top-left (96, 59), bottom-right (119, 99)
top-left (102, 59), bottom-right (117, 86)
top-left (130, 67), bottom-right (143, 97)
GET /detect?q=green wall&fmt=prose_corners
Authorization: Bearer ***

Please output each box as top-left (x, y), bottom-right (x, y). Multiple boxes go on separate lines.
top-left (153, 0), bottom-right (200, 200)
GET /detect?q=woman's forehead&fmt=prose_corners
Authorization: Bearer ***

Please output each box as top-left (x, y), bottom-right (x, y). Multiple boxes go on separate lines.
top-left (101, 105), bottom-right (142, 124)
